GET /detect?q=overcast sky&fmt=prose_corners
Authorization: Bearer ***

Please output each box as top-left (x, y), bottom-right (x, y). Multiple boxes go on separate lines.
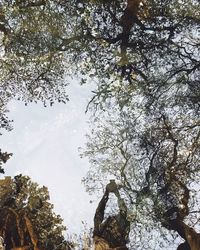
top-left (0, 81), bottom-right (98, 236)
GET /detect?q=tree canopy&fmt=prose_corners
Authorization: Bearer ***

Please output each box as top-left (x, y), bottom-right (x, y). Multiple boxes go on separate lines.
top-left (0, 175), bottom-right (73, 250)
top-left (0, 0), bottom-right (199, 104)
top-left (77, 0), bottom-right (200, 248)
top-left (0, 0), bottom-right (199, 249)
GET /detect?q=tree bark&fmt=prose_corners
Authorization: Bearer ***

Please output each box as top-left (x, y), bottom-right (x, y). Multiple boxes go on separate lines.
top-left (170, 220), bottom-right (200, 250)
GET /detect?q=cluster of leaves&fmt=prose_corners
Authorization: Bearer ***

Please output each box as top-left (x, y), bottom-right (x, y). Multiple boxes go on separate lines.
top-left (0, 175), bottom-right (73, 250)
top-left (0, 150), bottom-right (12, 174)
top-left (0, 0), bottom-right (69, 105)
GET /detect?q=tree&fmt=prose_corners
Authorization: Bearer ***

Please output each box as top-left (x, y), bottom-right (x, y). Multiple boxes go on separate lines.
top-left (0, 175), bottom-right (73, 250)
top-left (74, 1), bottom-right (200, 248)
top-left (82, 93), bottom-right (200, 249)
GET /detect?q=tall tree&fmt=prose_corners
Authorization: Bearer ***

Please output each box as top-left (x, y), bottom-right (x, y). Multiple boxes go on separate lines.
top-left (83, 96), bottom-right (200, 249)
top-left (76, 1), bottom-right (200, 248)
top-left (0, 175), bottom-right (73, 250)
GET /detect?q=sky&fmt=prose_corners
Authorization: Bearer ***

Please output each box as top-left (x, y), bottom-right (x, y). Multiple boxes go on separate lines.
top-left (0, 80), bottom-right (98, 236)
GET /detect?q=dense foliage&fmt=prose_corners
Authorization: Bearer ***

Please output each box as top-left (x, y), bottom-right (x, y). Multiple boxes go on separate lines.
top-left (0, 175), bottom-right (73, 250)
top-left (0, 0), bottom-right (198, 105)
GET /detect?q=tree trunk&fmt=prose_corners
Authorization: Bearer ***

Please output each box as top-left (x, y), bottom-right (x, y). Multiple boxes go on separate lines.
top-left (170, 220), bottom-right (200, 250)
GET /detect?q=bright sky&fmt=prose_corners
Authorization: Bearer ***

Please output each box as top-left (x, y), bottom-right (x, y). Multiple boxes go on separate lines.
top-left (0, 80), bottom-right (97, 236)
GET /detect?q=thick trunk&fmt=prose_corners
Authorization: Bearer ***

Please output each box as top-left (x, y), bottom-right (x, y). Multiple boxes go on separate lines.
top-left (170, 220), bottom-right (200, 250)
top-left (24, 215), bottom-right (39, 250)
top-left (120, 0), bottom-right (144, 65)
top-left (0, 208), bottom-right (39, 250)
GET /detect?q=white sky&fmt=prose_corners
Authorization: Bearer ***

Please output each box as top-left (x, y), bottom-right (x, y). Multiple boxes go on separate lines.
top-left (0, 81), bottom-right (98, 236)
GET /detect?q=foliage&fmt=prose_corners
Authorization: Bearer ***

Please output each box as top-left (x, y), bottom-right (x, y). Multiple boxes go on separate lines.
top-left (0, 0), bottom-right (69, 105)
top-left (83, 96), bottom-right (200, 245)
top-left (0, 175), bottom-right (73, 250)
top-left (0, 0), bottom-right (198, 122)
top-left (81, 1), bottom-right (199, 247)
top-left (0, 0), bottom-right (70, 172)
top-left (0, 150), bottom-right (12, 174)
top-left (0, 0), bottom-right (198, 106)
